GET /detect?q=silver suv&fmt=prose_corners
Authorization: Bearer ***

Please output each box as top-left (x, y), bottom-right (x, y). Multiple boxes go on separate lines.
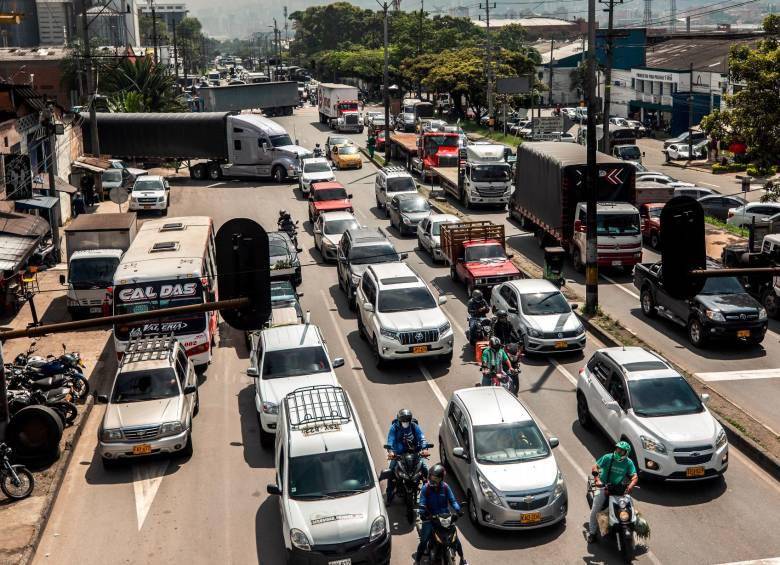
top-left (374, 166), bottom-right (417, 216)
top-left (97, 335), bottom-right (199, 468)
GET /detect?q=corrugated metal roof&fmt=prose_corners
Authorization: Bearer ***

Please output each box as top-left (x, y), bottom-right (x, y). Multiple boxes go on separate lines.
top-left (474, 17), bottom-right (577, 29)
top-left (65, 212), bottom-right (137, 233)
top-left (0, 211), bottom-right (49, 238)
top-left (644, 37), bottom-right (761, 71)
top-left (0, 233), bottom-right (38, 272)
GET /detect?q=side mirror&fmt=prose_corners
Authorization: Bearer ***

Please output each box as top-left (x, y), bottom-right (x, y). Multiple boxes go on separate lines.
top-left (363, 302), bottom-right (374, 313)
top-left (701, 393), bottom-right (710, 404)
top-left (96, 394), bottom-right (109, 404)
top-left (266, 484), bottom-right (281, 496)
top-left (297, 292), bottom-right (304, 298)
top-left (400, 252), bottom-right (408, 260)
top-left (262, 142), bottom-right (269, 151)
top-left (549, 437), bottom-right (560, 449)
top-left (59, 274), bottom-right (66, 285)
top-left (183, 384), bottom-right (197, 395)
top-left (348, 193), bottom-right (353, 199)
top-left (604, 400), bottom-right (620, 412)
top-left (571, 303), bottom-right (579, 310)
top-left (452, 446), bottom-right (469, 461)
top-left (332, 357), bottom-right (345, 368)
top-left (438, 296), bottom-right (447, 305)
top-left (378, 469), bottom-right (393, 482)
top-left (246, 367), bottom-right (259, 378)
top-left (508, 307), bottom-right (518, 314)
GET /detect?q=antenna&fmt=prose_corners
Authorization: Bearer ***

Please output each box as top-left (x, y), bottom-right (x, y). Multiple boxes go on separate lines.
top-left (643, 0), bottom-right (651, 28)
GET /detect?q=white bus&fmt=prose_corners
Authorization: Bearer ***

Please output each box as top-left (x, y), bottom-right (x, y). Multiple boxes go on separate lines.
top-left (112, 216), bottom-right (218, 367)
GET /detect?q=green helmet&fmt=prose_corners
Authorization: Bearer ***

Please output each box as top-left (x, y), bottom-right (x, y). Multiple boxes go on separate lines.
top-left (615, 441), bottom-right (631, 455)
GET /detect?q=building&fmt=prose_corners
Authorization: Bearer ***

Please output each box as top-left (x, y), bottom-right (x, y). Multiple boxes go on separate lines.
top-left (473, 17), bottom-right (587, 39)
top-left (140, 3), bottom-right (187, 32)
top-left (1, 0), bottom-right (40, 47)
top-left (86, 0), bottom-right (141, 47)
top-left (0, 47), bottom-right (74, 108)
top-left (36, 0), bottom-right (74, 46)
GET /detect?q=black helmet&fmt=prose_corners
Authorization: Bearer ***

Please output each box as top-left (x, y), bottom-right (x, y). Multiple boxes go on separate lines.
top-left (315, 143), bottom-right (321, 147)
top-left (279, 209), bottom-right (288, 217)
top-left (429, 464), bottom-right (446, 484)
top-left (471, 289), bottom-right (483, 301)
top-left (496, 309), bottom-right (508, 320)
top-left (397, 408), bottom-right (413, 424)
top-left (489, 336), bottom-right (502, 350)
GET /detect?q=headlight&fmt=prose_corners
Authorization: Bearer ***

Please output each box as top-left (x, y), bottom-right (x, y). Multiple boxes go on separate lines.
top-left (705, 309), bottom-right (725, 322)
top-left (402, 216), bottom-right (411, 224)
top-left (262, 401), bottom-right (278, 415)
top-left (477, 472), bottom-right (503, 507)
top-left (438, 321), bottom-right (451, 334)
top-left (552, 470), bottom-right (566, 499)
top-left (527, 328), bottom-right (541, 338)
top-left (290, 528), bottom-right (311, 551)
top-left (574, 324), bottom-right (585, 335)
top-left (369, 516), bottom-right (386, 542)
top-left (160, 421), bottom-right (184, 437)
top-left (619, 510), bottom-right (631, 522)
top-left (350, 273), bottom-right (362, 286)
top-left (380, 328), bottom-right (400, 341)
top-left (758, 307), bottom-right (768, 320)
top-left (716, 428), bottom-right (728, 449)
top-left (101, 428), bottom-right (122, 442)
top-left (640, 435), bottom-right (666, 454)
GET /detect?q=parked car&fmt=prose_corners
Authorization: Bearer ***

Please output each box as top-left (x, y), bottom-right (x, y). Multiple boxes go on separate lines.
top-left (609, 117), bottom-right (630, 127)
top-left (664, 130), bottom-right (707, 150)
top-left (109, 158), bottom-right (146, 185)
top-left (577, 347), bottom-right (728, 480)
top-left (626, 119), bottom-right (647, 138)
top-left (665, 142), bottom-right (706, 161)
top-left (102, 169), bottom-right (125, 192)
top-left (387, 193), bottom-right (432, 236)
top-left (439, 387), bottom-right (568, 529)
top-left (562, 107), bottom-right (578, 119)
top-left (332, 145), bottom-right (363, 170)
top-left (307, 181), bottom-right (353, 222)
top-left (510, 120), bottom-right (532, 136)
top-left (417, 213), bottom-right (460, 261)
top-left (727, 202), bottom-right (780, 228)
top-left (551, 132), bottom-right (576, 143)
top-left (490, 279), bottom-right (586, 354)
top-left (698, 194), bottom-right (747, 222)
top-left (128, 175), bottom-right (169, 215)
top-left (299, 157), bottom-right (335, 194)
top-left (313, 211), bottom-right (360, 262)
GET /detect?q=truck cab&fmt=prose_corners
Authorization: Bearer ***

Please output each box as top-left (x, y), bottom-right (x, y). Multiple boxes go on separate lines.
top-left (572, 202), bottom-right (642, 271)
top-left (461, 144), bottom-right (513, 207)
top-left (335, 100), bottom-right (363, 133)
top-left (411, 132), bottom-right (460, 180)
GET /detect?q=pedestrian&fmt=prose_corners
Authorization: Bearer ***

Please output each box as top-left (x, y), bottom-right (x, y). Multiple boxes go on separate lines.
top-left (80, 174), bottom-right (95, 207)
top-left (73, 191), bottom-right (86, 217)
top-left (367, 134), bottom-right (376, 160)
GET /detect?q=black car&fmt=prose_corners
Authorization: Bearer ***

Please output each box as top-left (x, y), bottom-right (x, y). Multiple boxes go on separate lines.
top-left (698, 195), bottom-right (748, 222)
top-left (387, 193), bottom-right (432, 236)
top-left (268, 232), bottom-right (302, 287)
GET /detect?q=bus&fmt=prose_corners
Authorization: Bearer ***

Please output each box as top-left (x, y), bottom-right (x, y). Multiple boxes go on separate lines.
top-left (578, 124), bottom-right (637, 147)
top-left (112, 216), bottom-right (218, 367)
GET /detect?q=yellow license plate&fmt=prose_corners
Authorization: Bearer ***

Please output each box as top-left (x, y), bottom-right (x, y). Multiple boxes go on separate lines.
top-left (737, 330), bottom-right (750, 338)
top-left (686, 466), bottom-right (705, 477)
top-left (554, 341), bottom-right (567, 349)
top-left (132, 444), bottom-right (152, 455)
top-left (412, 345), bottom-right (429, 354)
top-left (520, 512), bottom-right (542, 524)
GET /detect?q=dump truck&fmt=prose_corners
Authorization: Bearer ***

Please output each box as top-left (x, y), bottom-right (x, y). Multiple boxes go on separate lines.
top-left (198, 81), bottom-right (298, 116)
top-left (440, 220), bottom-right (521, 294)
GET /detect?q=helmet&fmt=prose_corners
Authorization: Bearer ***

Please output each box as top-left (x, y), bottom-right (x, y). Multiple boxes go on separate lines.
top-left (496, 309), bottom-right (508, 320)
top-left (315, 143), bottom-right (321, 147)
top-left (489, 336), bottom-right (502, 350)
top-left (279, 209), bottom-right (288, 217)
top-left (397, 408), bottom-right (413, 425)
top-left (615, 440), bottom-right (632, 455)
top-left (471, 289), bottom-right (483, 301)
top-left (428, 464), bottom-right (446, 485)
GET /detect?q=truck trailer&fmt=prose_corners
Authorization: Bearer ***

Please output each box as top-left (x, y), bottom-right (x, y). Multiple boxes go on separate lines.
top-left (198, 81), bottom-right (298, 116)
top-left (317, 83), bottom-right (363, 133)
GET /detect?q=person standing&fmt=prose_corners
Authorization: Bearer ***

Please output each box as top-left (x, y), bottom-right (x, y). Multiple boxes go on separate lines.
top-left (80, 174), bottom-right (95, 207)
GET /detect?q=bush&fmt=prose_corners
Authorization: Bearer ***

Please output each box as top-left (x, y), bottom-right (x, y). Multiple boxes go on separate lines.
top-left (712, 162), bottom-right (747, 174)
top-left (746, 164), bottom-right (777, 177)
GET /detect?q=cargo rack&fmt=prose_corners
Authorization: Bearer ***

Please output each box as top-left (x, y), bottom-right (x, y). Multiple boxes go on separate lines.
top-left (284, 385), bottom-right (352, 431)
top-left (382, 165), bottom-right (409, 175)
top-left (120, 334), bottom-right (176, 367)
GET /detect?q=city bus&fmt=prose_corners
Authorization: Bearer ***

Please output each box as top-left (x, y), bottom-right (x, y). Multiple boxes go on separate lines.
top-left (112, 216), bottom-right (218, 367)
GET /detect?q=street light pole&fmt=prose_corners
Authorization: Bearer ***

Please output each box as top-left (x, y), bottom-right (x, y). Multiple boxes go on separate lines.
top-left (585, 0), bottom-right (598, 313)
top-left (378, 0), bottom-right (391, 163)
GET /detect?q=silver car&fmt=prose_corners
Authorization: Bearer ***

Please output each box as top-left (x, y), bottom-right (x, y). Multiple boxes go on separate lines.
top-left (490, 279), bottom-right (586, 353)
top-left (439, 387), bottom-right (568, 530)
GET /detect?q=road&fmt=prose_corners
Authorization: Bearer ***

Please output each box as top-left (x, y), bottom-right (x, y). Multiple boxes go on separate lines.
top-left (33, 106), bottom-right (780, 565)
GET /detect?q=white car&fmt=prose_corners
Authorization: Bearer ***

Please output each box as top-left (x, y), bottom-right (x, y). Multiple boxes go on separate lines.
top-left (417, 213), bottom-right (460, 261)
top-left (551, 131), bottom-right (576, 143)
top-left (313, 211), bottom-right (360, 262)
top-left (299, 157), bottom-right (335, 194)
top-left (356, 262), bottom-right (453, 365)
top-left (635, 173), bottom-right (695, 188)
top-left (128, 175), bottom-right (169, 215)
top-left (247, 324), bottom-right (344, 447)
top-left (665, 141), bottom-right (706, 160)
top-left (562, 108), bottom-right (578, 119)
top-left (364, 110), bottom-right (382, 127)
top-left (727, 202), bottom-right (780, 228)
top-left (577, 347), bottom-right (728, 481)
top-left (490, 279), bottom-right (586, 354)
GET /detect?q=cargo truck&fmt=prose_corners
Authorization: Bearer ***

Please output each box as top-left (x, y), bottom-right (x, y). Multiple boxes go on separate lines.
top-left (508, 142), bottom-right (641, 272)
top-left (82, 112), bottom-right (311, 183)
top-left (440, 221), bottom-right (521, 294)
top-left (317, 83), bottom-right (363, 133)
top-left (61, 213), bottom-right (138, 319)
top-left (198, 81), bottom-right (298, 116)
top-left (722, 233), bottom-right (780, 318)
top-left (435, 144), bottom-right (512, 208)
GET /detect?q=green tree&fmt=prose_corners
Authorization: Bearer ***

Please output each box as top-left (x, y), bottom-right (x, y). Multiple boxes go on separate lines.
top-left (139, 14), bottom-right (171, 46)
top-left (101, 57), bottom-right (185, 112)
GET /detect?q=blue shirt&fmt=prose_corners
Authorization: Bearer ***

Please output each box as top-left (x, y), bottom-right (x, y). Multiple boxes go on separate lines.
top-left (387, 419), bottom-right (426, 454)
top-left (418, 482), bottom-right (460, 518)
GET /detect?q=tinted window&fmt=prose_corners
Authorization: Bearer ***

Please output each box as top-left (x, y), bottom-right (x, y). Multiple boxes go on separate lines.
top-left (270, 134), bottom-right (293, 147)
top-left (700, 276), bottom-right (746, 295)
top-left (378, 287), bottom-right (436, 312)
top-left (133, 179), bottom-right (164, 191)
top-left (472, 165), bottom-right (511, 182)
top-left (464, 245), bottom-right (506, 261)
top-left (473, 422), bottom-right (550, 464)
top-left (323, 219), bottom-right (359, 235)
top-left (387, 177), bottom-right (416, 193)
top-left (622, 361), bottom-right (667, 372)
top-left (399, 197), bottom-right (430, 213)
top-left (103, 169), bottom-right (123, 182)
top-left (431, 220), bottom-right (455, 236)
top-left (339, 146), bottom-right (359, 155)
top-left (520, 292), bottom-right (571, 315)
top-left (350, 245), bottom-right (399, 265)
top-left (628, 376), bottom-right (703, 417)
top-left (313, 188), bottom-right (348, 201)
top-left (304, 161), bottom-right (331, 173)
top-left (69, 256), bottom-right (120, 287)
top-left (288, 448), bottom-right (373, 500)
top-left (261, 346), bottom-right (330, 378)
top-left (112, 368), bottom-right (179, 403)
top-left (596, 213), bottom-right (640, 236)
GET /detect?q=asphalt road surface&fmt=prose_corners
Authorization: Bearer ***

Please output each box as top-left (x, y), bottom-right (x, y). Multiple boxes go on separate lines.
top-left (33, 106), bottom-right (780, 565)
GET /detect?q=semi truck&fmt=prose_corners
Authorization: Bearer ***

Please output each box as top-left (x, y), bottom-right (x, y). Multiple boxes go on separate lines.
top-left (82, 112), bottom-right (311, 183)
top-left (317, 83), bottom-right (363, 133)
top-left (440, 221), bottom-right (521, 294)
top-left (435, 144), bottom-right (513, 208)
top-left (61, 213), bottom-right (138, 319)
top-left (198, 81), bottom-right (298, 116)
top-left (508, 142), bottom-right (642, 272)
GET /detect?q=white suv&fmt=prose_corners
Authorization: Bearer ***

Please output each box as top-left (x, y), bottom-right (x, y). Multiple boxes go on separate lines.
top-left (266, 385), bottom-right (391, 564)
top-left (374, 166), bottom-right (417, 216)
top-left (356, 262), bottom-right (454, 366)
top-left (247, 324), bottom-right (344, 447)
top-left (576, 347), bottom-right (728, 481)
top-left (128, 175), bottom-right (169, 215)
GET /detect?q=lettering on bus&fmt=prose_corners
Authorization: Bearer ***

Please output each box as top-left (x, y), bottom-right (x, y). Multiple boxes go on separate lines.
top-left (129, 322), bottom-right (191, 338)
top-left (118, 283), bottom-right (198, 302)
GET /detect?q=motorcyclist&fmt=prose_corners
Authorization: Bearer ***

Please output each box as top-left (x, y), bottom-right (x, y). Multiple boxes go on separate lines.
top-left (467, 289), bottom-right (490, 341)
top-left (491, 309), bottom-right (516, 345)
top-left (481, 336), bottom-right (515, 389)
top-left (385, 409), bottom-right (429, 504)
top-left (277, 210), bottom-right (296, 233)
top-left (415, 465), bottom-right (467, 565)
top-left (313, 143), bottom-right (324, 158)
top-left (586, 441), bottom-right (639, 544)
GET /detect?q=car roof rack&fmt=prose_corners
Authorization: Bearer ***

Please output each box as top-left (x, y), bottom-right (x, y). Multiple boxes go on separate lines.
top-left (382, 165), bottom-right (408, 175)
top-left (284, 385), bottom-right (352, 432)
top-left (121, 333), bottom-right (176, 367)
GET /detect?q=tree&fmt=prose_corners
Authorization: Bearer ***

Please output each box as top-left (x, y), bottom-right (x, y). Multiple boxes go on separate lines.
top-left (101, 57), bottom-right (184, 112)
top-left (139, 14), bottom-right (171, 47)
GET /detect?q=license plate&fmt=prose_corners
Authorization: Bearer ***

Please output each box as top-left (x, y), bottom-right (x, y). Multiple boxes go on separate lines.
top-left (554, 341), bottom-right (567, 349)
top-left (412, 345), bottom-right (429, 354)
top-left (520, 512), bottom-right (542, 524)
top-left (89, 307), bottom-right (101, 313)
top-left (328, 560), bottom-right (351, 565)
top-left (132, 444), bottom-right (152, 455)
top-left (611, 260), bottom-right (622, 266)
top-left (142, 205), bottom-right (152, 209)
top-left (686, 466), bottom-right (705, 478)
top-left (737, 329), bottom-right (750, 338)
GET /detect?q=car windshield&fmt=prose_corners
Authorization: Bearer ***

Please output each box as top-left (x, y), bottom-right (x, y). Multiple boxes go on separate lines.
top-left (69, 257), bottom-right (120, 287)
top-left (270, 134), bottom-right (293, 147)
top-left (700, 276), bottom-right (746, 295)
top-left (288, 448), bottom-right (373, 500)
top-left (269, 242), bottom-right (293, 258)
top-left (262, 346), bottom-right (330, 378)
top-left (472, 165), bottom-right (511, 182)
top-left (426, 135), bottom-right (459, 148)
top-left (520, 292), bottom-right (571, 315)
top-left (596, 213), bottom-right (640, 236)
top-left (350, 244), bottom-right (399, 265)
top-left (399, 197), bottom-right (430, 213)
top-left (314, 188), bottom-right (347, 201)
top-left (387, 177), bottom-right (416, 193)
top-left (619, 146), bottom-right (642, 160)
top-left (474, 422), bottom-right (550, 464)
top-left (628, 376), bottom-right (703, 417)
top-left (304, 161), bottom-right (331, 173)
top-left (111, 368), bottom-right (180, 403)
top-left (339, 146), bottom-right (359, 155)
top-left (133, 179), bottom-right (164, 191)
top-left (324, 219), bottom-right (359, 235)
top-left (378, 287), bottom-right (436, 312)
top-left (647, 207), bottom-right (662, 218)
top-left (464, 245), bottom-right (506, 261)
top-left (431, 221), bottom-right (456, 236)
top-left (111, 160), bottom-right (129, 169)
top-left (103, 170), bottom-right (123, 183)
top-left (330, 138), bottom-right (349, 146)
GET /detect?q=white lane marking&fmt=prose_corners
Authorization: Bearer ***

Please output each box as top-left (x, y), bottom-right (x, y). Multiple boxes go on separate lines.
top-left (696, 368), bottom-right (780, 382)
top-left (205, 182), bottom-right (223, 188)
top-left (132, 460), bottom-right (169, 531)
top-left (712, 559), bottom-right (780, 565)
top-left (417, 364), bottom-right (449, 407)
top-left (600, 273), bottom-right (640, 299)
top-left (699, 182), bottom-right (721, 189)
top-left (730, 449), bottom-right (780, 496)
top-left (551, 358), bottom-right (578, 387)
top-left (320, 289), bottom-right (385, 445)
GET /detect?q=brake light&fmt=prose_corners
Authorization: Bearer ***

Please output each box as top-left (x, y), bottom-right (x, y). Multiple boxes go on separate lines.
top-left (727, 211), bottom-right (734, 218)
top-left (574, 220), bottom-right (586, 233)
top-left (187, 341), bottom-right (210, 356)
top-left (579, 367), bottom-right (585, 375)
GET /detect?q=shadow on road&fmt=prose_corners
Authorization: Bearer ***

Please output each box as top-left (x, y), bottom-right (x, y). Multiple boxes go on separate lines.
top-left (237, 385), bottom-right (274, 469)
top-left (255, 496), bottom-right (287, 564)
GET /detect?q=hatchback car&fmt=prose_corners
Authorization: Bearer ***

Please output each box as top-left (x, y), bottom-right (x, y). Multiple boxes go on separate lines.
top-left (439, 387), bottom-right (567, 530)
top-left (313, 211), bottom-right (360, 262)
top-left (388, 193), bottom-right (432, 236)
top-left (727, 202), bottom-right (780, 228)
top-left (332, 145), bottom-right (363, 170)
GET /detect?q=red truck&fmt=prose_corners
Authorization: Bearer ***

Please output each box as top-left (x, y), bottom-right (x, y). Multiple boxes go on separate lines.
top-left (387, 131), bottom-right (460, 180)
top-left (307, 181), bottom-right (353, 222)
top-left (441, 221), bottom-right (521, 294)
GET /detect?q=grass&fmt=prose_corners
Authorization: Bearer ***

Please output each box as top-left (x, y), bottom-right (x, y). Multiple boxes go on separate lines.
top-left (705, 216), bottom-right (749, 238)
top-left (460, 121), bottom-right (522, 147)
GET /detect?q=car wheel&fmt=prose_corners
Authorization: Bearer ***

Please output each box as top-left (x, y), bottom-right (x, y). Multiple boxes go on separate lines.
top-left (180, 433), bottom-right (194, 458)
top-left (571, 246), bottom-right (584, 273)
top-left (193, 392), bottom-right (200, 417)
top-left (357, 314), bottom-right (367, 341)
top-left (650, 231), bottom-right (661, 250)
top-left (348, 288), bottom-right (357, 311)
top-left (190, 163), bottom-right (207, 180)
top-left (577, 392), bottom-right (593, 430)
top-left (207, 163), bottom-right (222, 180)
top-left (687, 318), bottom-right (707, 347)
top-left (438, 438), bottom-right (449, 470)
top-left (467, 491), bottom-right (481, 529)
top-left (373, 337), bottom-right (386, 369)
top-left (640, 287), bottom-right (657, 318)
top-left (258, 412), bottom-right (275, 448)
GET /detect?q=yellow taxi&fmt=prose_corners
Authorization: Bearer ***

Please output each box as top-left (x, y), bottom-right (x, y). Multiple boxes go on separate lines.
top-left (331, 144), bottom-right (363, 170)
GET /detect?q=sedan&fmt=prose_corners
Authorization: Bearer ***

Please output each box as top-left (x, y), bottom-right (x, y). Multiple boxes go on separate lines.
top-left (635, 173), bottom-right (695, 188)
top-left (313, 211), bottom-right (360, 262)
top-left (417, 213), bottom-right (460, 261)
top-left (698, 195), bottom-right (747, 221)
top-left (727, 202), bottom-right (780, 228)
top-left (490, 279), bottom-right (586, 354)
top-left (665, 141), bottom-right (706, 160)
top-left (388, 193), bottom-right (432, 236)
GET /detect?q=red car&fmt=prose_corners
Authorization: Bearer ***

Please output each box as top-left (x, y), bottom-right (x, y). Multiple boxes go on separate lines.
top-left (639, 202), bottom-right (664, 249)
top-left (307, 181), bottom-right (353, 222)
top-left (375, 130), bottom-right (386, 152)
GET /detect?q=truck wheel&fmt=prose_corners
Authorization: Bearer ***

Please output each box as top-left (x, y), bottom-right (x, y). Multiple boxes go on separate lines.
top-left (190, 163), bottom-right (207, 180)
top-left (687, 318), bottom-right (707, 348)
top-left (450, 266), bottom-right (458, 282)
top-left (763, 290), bottom-right (779, 318)
top-left (272, 166), bottom-right (286, 183)
top-left (207, 163), bottom-right (222, 180)
top-left (640, 287), bottom-right (657, 317)
top-left (571, 246), bottom-right (585, 273)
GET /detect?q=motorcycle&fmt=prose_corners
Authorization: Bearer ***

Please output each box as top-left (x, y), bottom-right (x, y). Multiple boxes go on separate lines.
top-left (0, 443), bottom-right (34, 500)
top-left (586, 475), bottom-right (639, 562)
top-left (313, 147), bottom-right (325, 158)
top-left (383, 442), bottom-right (433, 523)
top-left (10, 344), bottom-right (89, 400)
top-left (278, 217), bottom-right (300, 248)
top-left (466, 316), bottom-right (491, 346)
top-left (422, 511), bottom-right (465, 565)
top-left (478, 368), bottom-right (519, 396)
top-left (7, 388), bottom-right (78, 426)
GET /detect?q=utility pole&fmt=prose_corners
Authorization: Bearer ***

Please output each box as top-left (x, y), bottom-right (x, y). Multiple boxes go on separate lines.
top-left (688, 62), bottom-right (694, 161)
top-left (480, 1), bottom-right (496, 126)
top-left (79, 0), bottom-right (99, 156)
top-left (548, 38), bottom-right (554, 106)
top-left (172, 22), bottom-right (179, 81)
top-left (600, 0), bottom-right (622, 155)
top-left (150, 0), bottom-right (158, 64)
top-left (283, 6), bottom-right (289, 44)
top-left (417, 0), bottom-right (424, 98)
top-left (585, 0), bottom-right (598, 313)
top-left (378, 0), bottom-right (391, 162)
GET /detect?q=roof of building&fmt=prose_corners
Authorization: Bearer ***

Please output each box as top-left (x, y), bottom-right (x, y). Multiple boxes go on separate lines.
top-left (65, 212), bottom-right (137, 233)
top-left (643, 35), bottom-right (762, 72)
top-left (0, 211), bottom-right (48, 238)
top-left (0, 234), bottom-right (40, 272)
top-left (473, 16), bottom-right (577, 29)
top-left (534, 39), bottom-right (586, 64)
top-left (0, 47), bottom-right (69, 61)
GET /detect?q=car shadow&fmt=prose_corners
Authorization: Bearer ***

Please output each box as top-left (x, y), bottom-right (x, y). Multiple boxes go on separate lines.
top-left (345, 330), bottom-right (428, 386)
top-left (84, 449), bottom-right (187, 486)
top-left (328, 284), bottom-right (356, 322)
top-left (309, 121), bottom-right (332, 132)
top-left (237, 385), bottom-right (274, 469)
top-left (255, 496), bottom-right (287, 564)
top-left (219, 322), bottom-right (249, 361)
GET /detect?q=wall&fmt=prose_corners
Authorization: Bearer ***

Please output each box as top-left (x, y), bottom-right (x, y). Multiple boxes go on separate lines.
top-left (36, 0), bottom-right (72, 45)
top-left (3, 0), bottom-right (40, 46)
top-left (0, 59), bottom-right (72, 108)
